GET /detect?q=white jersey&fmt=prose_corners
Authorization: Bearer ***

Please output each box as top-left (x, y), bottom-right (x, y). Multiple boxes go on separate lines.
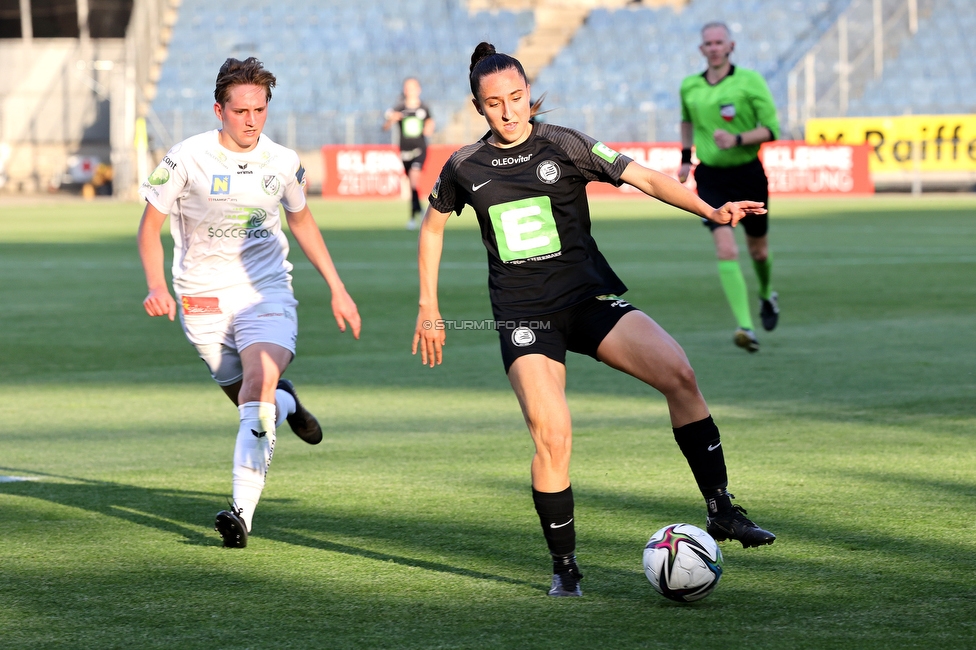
top-left (140, 130), bottom-right (307, 305)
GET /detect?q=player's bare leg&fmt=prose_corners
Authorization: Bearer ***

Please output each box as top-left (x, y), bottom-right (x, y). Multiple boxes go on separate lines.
top-left (508, 355), bottom-right (583, 596)
top-left (407, 166), bottom-right (423, 229)
top-left (598, 311), bottom-right (775, 548)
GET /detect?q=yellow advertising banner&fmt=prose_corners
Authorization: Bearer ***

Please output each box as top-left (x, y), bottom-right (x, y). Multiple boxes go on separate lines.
top-left (805, 114), bottom-right (976, 172)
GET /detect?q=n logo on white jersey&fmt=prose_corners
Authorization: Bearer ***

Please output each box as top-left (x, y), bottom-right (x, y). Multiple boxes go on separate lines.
top-left (211, 175), bottom-right (231, 194)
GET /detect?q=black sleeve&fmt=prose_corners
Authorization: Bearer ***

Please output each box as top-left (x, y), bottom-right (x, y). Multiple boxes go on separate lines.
top-left (428, 141), bottom-right (482, 216)
top-left (538, 124), bottom-right (633, 187)
top-left (428, 153), bottom-right (464, 216)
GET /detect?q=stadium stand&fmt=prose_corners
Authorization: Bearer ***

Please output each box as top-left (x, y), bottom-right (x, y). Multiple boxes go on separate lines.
top-left (532, 0), bottom-right (851, 142)
top-left (4, 0), bottom-right (972, 195)
top-left (847, 0), bottom-right (975, 116)
top-left (148, 0), bottom-right (534, 149)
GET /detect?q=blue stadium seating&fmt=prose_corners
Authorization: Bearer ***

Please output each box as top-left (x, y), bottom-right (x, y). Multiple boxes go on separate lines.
top-left (149, 0), bottom-right (975, 150)
top-left (150, 0), bottom-right (534, 148)
top-left (532, 0), bottom-right (851, 143)
top-left (847, 0), bottom-right (976, 117)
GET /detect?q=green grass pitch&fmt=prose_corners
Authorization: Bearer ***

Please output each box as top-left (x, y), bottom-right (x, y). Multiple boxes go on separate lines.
top-left (0, 194), bottom-right (974, 649)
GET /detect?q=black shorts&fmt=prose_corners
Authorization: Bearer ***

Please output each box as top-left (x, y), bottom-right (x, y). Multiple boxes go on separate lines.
top-left (496, 295), bottom-right (638, 373)
top-left (694, 158), bottom-right (769, 238)
top-left (401, 148), bottom-right (426, 173)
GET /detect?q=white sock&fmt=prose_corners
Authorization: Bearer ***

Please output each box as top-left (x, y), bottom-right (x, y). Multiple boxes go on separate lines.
top-left (275, 388), bottom-right (295, 428)
top-left (232, 401), bottom-right (277, 532)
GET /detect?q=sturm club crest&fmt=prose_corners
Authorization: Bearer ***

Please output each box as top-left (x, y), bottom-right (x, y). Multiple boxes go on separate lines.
top-left (536, 160), bottom-right (561, 184)
top-left (511, 327), bottom-right (536, 347)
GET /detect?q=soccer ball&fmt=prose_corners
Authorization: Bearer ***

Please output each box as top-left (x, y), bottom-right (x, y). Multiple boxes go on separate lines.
top-left (643, 523), bottom-right (723, 602)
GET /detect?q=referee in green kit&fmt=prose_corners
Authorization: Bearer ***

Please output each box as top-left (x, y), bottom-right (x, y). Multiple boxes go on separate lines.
top-left (678, 21), bottom-right (779, 352)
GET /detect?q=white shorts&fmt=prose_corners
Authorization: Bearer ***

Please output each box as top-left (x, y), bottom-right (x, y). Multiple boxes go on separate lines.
top-left (180, 292), bottom-right (298, 386)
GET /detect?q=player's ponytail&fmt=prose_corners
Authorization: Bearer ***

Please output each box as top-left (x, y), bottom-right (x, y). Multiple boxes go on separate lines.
top-left (469, 42), bottom-right (527, 98)
top-left (468, 42), bottom-right (546, 117)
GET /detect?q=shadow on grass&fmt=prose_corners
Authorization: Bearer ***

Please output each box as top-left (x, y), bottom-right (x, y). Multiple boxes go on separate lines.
top-left (5, 466), bottom-right (975, 586)
top-left (3, 469), bottom-right (976, 649)
top-left (0, 467), bottom-right (537, 590)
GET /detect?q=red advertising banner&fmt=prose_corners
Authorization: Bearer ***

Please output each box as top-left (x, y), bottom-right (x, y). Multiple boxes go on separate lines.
top-left (759, 141), bottom-right (874, 196)
top-left (321, 145), bottom-right (403, 198)
top-left (585, 142), bottom-right (694, 196)
top-left (321, 144), bottom-right (457, 200)
top-left (323, 141), bottom-right (872, 199)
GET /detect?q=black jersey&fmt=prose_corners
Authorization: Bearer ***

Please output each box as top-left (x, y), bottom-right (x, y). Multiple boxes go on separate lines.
top-left (390, 101), bottom-right (431, 157)
top-left (429, 123), bottom-right (633, 320)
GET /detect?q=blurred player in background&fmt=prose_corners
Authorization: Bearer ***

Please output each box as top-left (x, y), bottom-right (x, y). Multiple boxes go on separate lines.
top-left (137, 57), bottom-right (361, 548)
top-left (384, 77), bottom-right (435, 229)
top-left (414, 42), bottom-right (775, 598)
top-left (679, 22), bottom-right (779, 352)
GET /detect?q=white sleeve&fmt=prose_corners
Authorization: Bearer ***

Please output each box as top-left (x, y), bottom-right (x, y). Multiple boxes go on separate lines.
top-left (280, 154), bottom-right (308, 213)
top-left (139, 146), bottom-right (188, 214)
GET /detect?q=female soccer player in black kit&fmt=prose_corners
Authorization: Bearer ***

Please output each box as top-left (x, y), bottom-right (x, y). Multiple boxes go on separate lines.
top-left (384, 77), bottom-right (435, 229)
top-left (412, 43), bottom-right (775, 598)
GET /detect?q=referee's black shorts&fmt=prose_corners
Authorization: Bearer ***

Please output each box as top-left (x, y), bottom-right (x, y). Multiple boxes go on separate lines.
top-left (694, 157), bottom-right (769, 238)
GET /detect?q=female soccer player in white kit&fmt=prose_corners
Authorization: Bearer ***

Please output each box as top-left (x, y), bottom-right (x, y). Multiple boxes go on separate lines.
top-left (138, 57), bottom-right (361, 548)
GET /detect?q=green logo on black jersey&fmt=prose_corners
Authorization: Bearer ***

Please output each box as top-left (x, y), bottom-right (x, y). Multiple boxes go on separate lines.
top-left (592, 142), bottom-right (621, 164)
top-left (402, 116), bottom-right (424, 138)
top-left (488, 196), bottom-right (561, 263)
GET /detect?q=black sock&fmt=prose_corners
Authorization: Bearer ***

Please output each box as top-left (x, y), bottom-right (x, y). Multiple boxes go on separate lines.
top-left (410, 189), bottom-right (421, 216)
top-left (552, 552), bottom-right (581, 576)
top-left (673, 415), bottom-right (728, 496)
top-left (532, 486), bottom-right (576, 559)
top-left (704, 490), bottom-right (733, 517)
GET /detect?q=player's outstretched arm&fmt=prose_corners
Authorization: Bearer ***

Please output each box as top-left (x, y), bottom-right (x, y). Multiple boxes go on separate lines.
top-left (285, 205), bottom-right (361, 339)
top-left (619, 161), bottom-right (765, 227)
top-left (709, 201), bottom-right (768, 226)
top-left (413, 206), bottom-right (450, 367)
top-left (137, 202), bottom-right (177, 321)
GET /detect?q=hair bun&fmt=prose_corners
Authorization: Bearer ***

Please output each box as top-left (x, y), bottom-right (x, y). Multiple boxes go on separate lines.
top-left (470, 42), bottom-right (497, 73)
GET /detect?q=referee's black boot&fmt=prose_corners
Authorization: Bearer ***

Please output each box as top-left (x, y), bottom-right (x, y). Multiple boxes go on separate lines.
top-left (733, 328), bottom-right (760, 352)
top-left (548, 554), bottom-right (583, 597)
top-left (705, 491), bottom-right (775, 548)
top-left (277, 378), bottom-right (323, 445)
top-left (759, 291), bottom-right (779, 331)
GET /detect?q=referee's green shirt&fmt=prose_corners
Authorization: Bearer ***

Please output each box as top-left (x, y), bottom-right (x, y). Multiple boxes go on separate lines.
top-left (680, 65), bottom-right (779, 168)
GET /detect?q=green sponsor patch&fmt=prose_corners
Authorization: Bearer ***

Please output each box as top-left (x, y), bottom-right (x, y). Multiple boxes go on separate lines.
top-left (148, 168), bottom-right (170, 185)
top-left (488, 196), bottom-right (561, 262)
top-left (592, 142), bottom-right (621, 164)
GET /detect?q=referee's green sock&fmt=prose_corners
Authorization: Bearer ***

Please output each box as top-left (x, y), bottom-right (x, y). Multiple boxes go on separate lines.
top-left (752, 252), bottom-right (773, 301)
top-left (717, 260), bottom-right (754, 330)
